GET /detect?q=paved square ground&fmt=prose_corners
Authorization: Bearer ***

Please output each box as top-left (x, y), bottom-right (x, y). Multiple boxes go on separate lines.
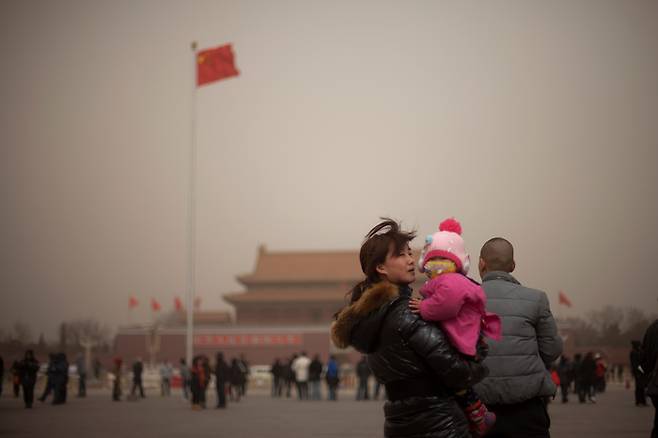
top-left (0, 383), bottom-right (653, 437)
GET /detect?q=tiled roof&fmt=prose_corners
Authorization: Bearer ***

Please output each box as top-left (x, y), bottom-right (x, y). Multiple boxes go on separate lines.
top-left (237, 246), bottom-right (362, 284)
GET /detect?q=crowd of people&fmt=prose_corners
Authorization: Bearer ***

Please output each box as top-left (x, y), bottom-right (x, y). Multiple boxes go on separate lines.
top-left (1, 352), bottom-right (101, 408)
top-left (107, 353), bottom-right (250, 410)
top-left (269, 352), bottom-right (340, 401)
top-left (2, 332), bottom-right (658, 437)
top-left (2, 217), bottom-right (658, 437)
top-left (551, 352), bottom-right (609, 404)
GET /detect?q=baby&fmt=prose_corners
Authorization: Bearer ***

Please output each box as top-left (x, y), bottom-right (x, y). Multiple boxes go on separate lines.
top-left (410, 218), bottom-right (501, 436)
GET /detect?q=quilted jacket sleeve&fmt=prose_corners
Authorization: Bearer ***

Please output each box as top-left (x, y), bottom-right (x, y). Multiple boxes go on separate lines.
top-left (536, 292), bottom-right (563, 366)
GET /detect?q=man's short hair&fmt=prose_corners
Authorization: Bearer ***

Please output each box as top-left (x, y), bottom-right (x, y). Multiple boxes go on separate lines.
top-left (480, 237), bottom-right (515, 272)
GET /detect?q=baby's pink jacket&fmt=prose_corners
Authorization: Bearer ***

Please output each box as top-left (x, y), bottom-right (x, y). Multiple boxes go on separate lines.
top-left (419, 272), bottom-right (502, 357)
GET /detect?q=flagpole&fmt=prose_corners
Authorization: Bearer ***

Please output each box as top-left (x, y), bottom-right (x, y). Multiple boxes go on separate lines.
top-left (186, 41), bottom-right (198, 367)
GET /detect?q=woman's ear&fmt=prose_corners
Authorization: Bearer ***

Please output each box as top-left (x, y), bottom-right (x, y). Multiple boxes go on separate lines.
top-left (376, 263), bottom-right (387, 277)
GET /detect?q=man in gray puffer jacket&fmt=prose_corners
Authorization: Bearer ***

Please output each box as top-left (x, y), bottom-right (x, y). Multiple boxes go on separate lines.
top-left (474, 237), bottom-right (562, 438)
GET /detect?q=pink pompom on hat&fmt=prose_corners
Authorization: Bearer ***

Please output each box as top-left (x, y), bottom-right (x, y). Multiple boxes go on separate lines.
top-left (421, 218), bottom-right (470, 274)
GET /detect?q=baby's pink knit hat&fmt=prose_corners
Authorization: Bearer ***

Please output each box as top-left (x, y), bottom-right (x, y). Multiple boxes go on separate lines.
top-left (420, 218), bottom-right (470, 274)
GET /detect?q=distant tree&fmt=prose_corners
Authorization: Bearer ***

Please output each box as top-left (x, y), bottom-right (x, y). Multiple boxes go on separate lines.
top-left (586, 306), bottom-right (624, 335)
top-left (623, 308), bottom-right (655, 343)
top-left (566, 306), bottom-right (657, 347)
top-left (37, 332), bottom-right (47, 349)
top-left (600, 321), bottom-right (624, 346)
top-left (61, 319), bottom-right (111, 350)
top-left (11, 321), bottom-right (33, 345)
top-left (59, 322), bottom-right (67, 350)
top-left (566, 317), bottom-right (600, 346)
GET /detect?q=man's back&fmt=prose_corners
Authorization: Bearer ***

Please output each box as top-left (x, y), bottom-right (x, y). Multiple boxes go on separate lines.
top-left (474, 271), bottom-right (562, 405)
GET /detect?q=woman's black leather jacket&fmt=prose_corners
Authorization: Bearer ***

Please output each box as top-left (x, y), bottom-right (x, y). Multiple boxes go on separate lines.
top-left (332, 282), bottom-right (488, 438)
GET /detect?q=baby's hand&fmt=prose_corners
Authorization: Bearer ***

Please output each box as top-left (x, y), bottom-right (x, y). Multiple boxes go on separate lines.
top-left (409, 298), bottom-right (422, 314)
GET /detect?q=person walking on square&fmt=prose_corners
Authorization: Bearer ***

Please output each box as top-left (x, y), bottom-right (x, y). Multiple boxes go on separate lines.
top-left (556, 355), bottom-right (573, 403)
top-left (332, 218), bottom-right (487, 438)
top-left (270, 358), bottom-right (283, 397)
top-left (309, 354), bottom-right (323, 400)
top-left (202, 356), bottom-right (211, 405)
top-left (284, 355), bottom-right (296, 398)
top-left (292, 352), bottom-right (311, 400)
top-left (474, 237), bottom-right (562, 438)
top-left (76, 354), bottom-right (87, 397)
top-left (578, 352), bottom-right (597, 403)
top-left (631, 340), bottom-right (648, 406)
top-left (238, 354), bottom-right (249, 397)
top-left (38, 354), bottom-right (55, 402)
top-left (52, 353), bottom-right (69, 405)
top-left (112, 357), bottom-right (123, 401)
top-left (594, 354), bottom-right (607, 394)
top-left (325, 355), bottom-right (340, 401)
top-left (131, 358), bottom-right (145, 398)
top-left (18, 350), bottom-right (39, 409)
top-left (160, 360), bottom-right (173, 396)
top-left (179, 358), bottom-right (191, 400)
top-left (572, 353), bottom-right (583, 398)
top-left (640, 319), bottom-right (658, 438)
top-left (11, 360), bottom-right (21, 398)
top-left (356, 356), bottom-right (371, 401)
top-left (215, 352), bottom-right (229, 408)
top-left (190, 356), bottom-right (206, 409)
top-left (229, 358), bottom-right (243, 402)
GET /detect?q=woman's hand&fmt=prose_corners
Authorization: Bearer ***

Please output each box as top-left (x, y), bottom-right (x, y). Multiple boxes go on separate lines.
top-left (409, 298), bottom-right (422, 314)
top-left (475, 336), bottom-right (489, 362)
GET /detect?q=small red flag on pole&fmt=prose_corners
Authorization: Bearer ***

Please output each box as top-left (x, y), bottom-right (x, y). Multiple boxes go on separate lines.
top-left (558, 290), bottom-right (572, 307)
top-left (129, 296), bottom-right (139, 309)
top-left (151, 298), bottom-right (161, 312)
top-left (174, 296), bottom-right (184, 312)
top-left (196, 44), bottom-right (239, 87)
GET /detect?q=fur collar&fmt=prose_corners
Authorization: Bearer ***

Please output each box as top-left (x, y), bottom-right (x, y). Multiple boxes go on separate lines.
top-left (330, 282), bottom-right (400, 349)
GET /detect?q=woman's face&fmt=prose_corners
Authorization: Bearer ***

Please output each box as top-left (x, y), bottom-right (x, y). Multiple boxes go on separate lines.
top-left (377, 243), bottom-right (416, 285)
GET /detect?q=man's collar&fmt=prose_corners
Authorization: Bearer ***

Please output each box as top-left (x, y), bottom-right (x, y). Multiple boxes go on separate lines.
top-left (482, 271), bottom-right (521, 285)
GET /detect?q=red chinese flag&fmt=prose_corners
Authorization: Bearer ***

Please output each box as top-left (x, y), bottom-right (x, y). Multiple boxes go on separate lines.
top-left (558, 290), bottom-right (572, 307)
top-left (197, 44), bottom-right (239, 87)
top-left (129, 296), bottom-right (139, 309)
top-left (174, 296), bottom-right (184, 312)
top-left (151, 298), bottom-right (161, 312)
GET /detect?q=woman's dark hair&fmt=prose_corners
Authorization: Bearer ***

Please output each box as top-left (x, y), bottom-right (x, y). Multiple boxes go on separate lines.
top-left (348, 218), bottom-right (416, 304)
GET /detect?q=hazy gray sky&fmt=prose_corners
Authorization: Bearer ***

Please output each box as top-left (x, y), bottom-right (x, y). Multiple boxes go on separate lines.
top-left (2, 0), bottom-right (658, 341)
